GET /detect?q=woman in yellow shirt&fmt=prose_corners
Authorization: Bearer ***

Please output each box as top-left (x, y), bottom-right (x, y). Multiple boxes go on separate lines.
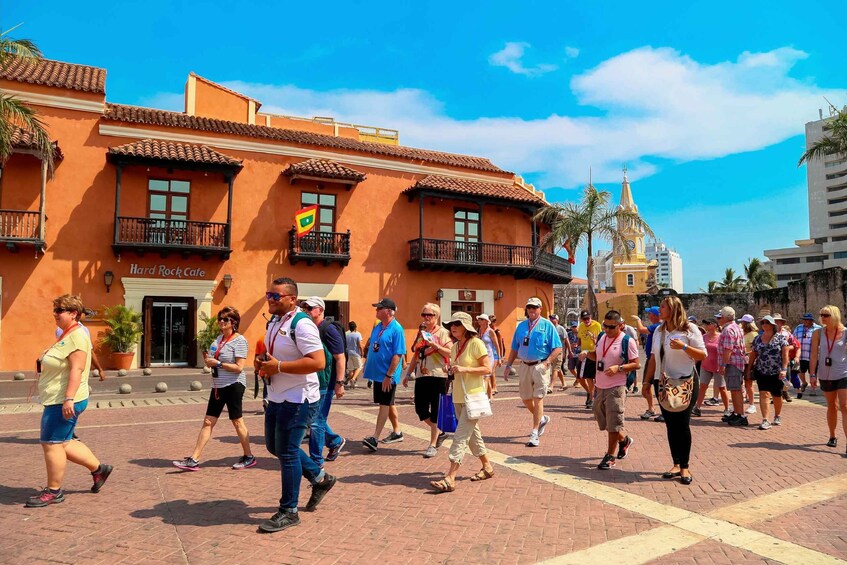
top-left (431, 312), bottom-right (494, 492)
top-left (27, 295), bottom-right (112, 507)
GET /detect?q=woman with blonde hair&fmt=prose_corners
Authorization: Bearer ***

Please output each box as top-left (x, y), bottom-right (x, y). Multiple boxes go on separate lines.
top-left (27, 295), bottom-right (113, 507)
top-left (644, 296), bottom-right (705, 485)
top-left (809, 305), bottom-right (847, 452)
top-left (431, 312), bottom-right (494, 492)
top-left (404, 302), bottom-right (452, 457)
top-left (740, 316), bottom-right (759, 416)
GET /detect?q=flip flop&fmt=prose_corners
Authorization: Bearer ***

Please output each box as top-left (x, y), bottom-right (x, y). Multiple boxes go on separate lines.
top-left (430, 478), bottom-right (455, 492)
top-left (470, 468), bottom-right (495, 481)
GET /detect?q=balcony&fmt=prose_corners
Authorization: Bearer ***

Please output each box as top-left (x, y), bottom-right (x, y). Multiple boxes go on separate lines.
top-left (288, 229), bottom-right (350, 266)
top-left (0, 209), bottom-right (43, 251)
top-left (113, 216), bottom-right (231, 259)
top-left (408, 238), bottom-right (571, 283)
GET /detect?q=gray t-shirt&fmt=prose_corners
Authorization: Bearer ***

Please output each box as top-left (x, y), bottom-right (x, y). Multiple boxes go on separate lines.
top-left (346, 331), bottom-right (362, 358)
top-left (210, 334), bottom-right (248, 388)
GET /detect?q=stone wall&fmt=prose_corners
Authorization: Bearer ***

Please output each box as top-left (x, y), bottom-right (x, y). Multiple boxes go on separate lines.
top-left (637, 292), bottom-right (756, 322)
top-left (754, 267), bottom-right (847, 323)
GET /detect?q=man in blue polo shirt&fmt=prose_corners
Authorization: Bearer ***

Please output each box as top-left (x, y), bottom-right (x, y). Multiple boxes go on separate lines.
top-left (631, 306), bottom-right (663, 421)
top-left (503, 297), bottom-right (562, 447)
top-left (361, 297), bottom-right (406, 452)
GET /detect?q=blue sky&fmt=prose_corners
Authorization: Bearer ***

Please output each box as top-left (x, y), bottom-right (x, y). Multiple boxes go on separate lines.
top-left (6, 1), bottom-right (846, 291)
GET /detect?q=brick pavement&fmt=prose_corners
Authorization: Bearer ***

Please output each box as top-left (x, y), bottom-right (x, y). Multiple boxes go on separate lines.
top-left (0, 381), bottom-right (845, 564)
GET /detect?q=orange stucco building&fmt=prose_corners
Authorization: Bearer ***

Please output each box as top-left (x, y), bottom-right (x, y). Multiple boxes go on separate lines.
top-left (0, 57), bottom-right (571, 371)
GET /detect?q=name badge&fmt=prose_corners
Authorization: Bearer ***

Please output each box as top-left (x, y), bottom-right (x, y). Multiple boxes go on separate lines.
top-left (597, 360), bottom-right (605, 371)
top-left (523, 337), bottom-right (530, 346)
top-left (825, 357), bottom-right (832, 366)
top-left (278, 329), bottom-right (287, 336)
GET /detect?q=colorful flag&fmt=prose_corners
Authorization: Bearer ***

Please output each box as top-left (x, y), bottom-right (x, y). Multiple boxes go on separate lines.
top-left (295, 205), bottom-right (318, 238)
top-left (564, 238), bottom-right (576, 264)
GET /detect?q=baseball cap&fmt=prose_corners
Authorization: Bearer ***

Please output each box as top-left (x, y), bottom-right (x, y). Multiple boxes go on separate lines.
top-left (580, 310), bottom-right (591, 319)
top-left (549, 314), bottom-right (558, 320)
top-left (802, 313), bottom-right (815, 320)
top-left (373, 297), bottom-right (397, 310)
top-left (645, 306), bottom-right (660, 316)
top-left (526, 297), bottom-right (543, 308)
top-left (569, 321), bottom-right (578, 328)
top-left (739, 314), bottom-right (755, 323)
top-left (687, 315), bottom-right (697, 322)
top-left (303, 296), bottom-right (325, 310)
top-left (715, 312), bottom-right (723, 319)
top-left (476, 313), bottom-right (490, 322)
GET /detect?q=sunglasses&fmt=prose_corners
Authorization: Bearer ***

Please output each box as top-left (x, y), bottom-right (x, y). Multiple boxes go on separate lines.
top-left (301, 305), bottom-right (316, 311)
top-left (266, 292), bottom-right (295, 301)
top-left (526, 305), bottom-right (540, 310)
top-left (602, 323), bottom-right (619, 330)
top-left (218, 317), bottom-right (233, 324)
top-left (421, 313), bottom-right (435, 318)
top-left (448, 321), bottom-right (463, 328)
top-left (53, 307), bottom-right (71, 314)
top-left (820, 313), bottom-right (831, 318)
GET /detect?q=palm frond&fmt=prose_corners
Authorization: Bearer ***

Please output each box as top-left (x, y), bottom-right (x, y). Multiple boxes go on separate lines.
top-left (0, 94), bottom-right (54, 172)
top-left (799, 108), bottom-right (847, 166)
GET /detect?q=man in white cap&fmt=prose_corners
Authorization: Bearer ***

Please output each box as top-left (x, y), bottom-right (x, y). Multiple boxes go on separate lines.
top-left (717, 307), bottom-right (749, 426)
top-left (503, 297), bottom-right (562, 447)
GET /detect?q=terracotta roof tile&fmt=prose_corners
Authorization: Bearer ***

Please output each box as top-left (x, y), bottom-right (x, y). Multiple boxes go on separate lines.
top-left (0, 57), bottom-right (105, 93)
top-left (403, 174), bottom-right (546, 206)
top-left (283, 159), bottom-right (366, 182)
top-left (107, 139), bottom-right (242, 168)
top-left (10, 126), bottom-right (63, 160)
top-left (103, 103), bottom-right (505, 173)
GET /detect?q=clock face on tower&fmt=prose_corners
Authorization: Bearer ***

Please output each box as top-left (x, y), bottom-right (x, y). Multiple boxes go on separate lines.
top-left (626, 239), bottom-right (636, 251)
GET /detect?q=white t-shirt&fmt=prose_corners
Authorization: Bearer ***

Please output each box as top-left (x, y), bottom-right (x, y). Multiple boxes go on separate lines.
top-left (655, 323), bottom-right (705, 378)
top-left (264, 311), bottom-right (323, 403)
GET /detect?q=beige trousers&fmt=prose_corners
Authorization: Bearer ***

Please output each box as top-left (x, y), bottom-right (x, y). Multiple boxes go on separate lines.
top-left (448, 403), bottom-right (487, 464)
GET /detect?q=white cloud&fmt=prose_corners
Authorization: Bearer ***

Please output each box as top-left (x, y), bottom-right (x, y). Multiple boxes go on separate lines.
top-left (565, 46), bottom-right (580, 59)
top-left (488, 42), bottom-right (558, 76)
top-left (142, 46), bottom-right (845, 196)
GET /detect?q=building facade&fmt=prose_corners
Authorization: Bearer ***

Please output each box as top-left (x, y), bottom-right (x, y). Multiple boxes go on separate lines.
top-left (611, 171), bottom-right (653, 293)
top-left (765, 109), bottom-right (847, 286)
top-left (645, 240), bottom-right (683, 292)
top-left (0, 57), bottom-right (570, 371)
top-left (553, 277), bottom-right (587, 324)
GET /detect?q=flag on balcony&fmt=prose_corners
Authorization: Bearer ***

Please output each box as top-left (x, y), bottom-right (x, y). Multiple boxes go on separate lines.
top-left (564, 237), bottom-right (576, 264)
top-left (295, 205), bottom-right (318, 238)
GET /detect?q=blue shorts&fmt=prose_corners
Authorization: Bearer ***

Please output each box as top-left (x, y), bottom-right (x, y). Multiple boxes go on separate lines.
top-left (40, 399), bottom-right (88, 443)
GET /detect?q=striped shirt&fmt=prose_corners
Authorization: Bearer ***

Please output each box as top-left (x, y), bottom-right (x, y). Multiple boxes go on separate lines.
top-left (793, 323), bottom-right (821, 361)
top-left (210, 334), bottom-right (249, 388)
top-left (717, 321), bottom-right (746, 371)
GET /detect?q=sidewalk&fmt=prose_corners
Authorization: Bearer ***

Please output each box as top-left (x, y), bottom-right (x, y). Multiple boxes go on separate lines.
top-left (1, 380), bottom-right (845, 564)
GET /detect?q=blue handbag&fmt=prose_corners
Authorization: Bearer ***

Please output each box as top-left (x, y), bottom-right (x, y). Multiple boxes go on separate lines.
top-left (437, 393), bottom-right (458, 433)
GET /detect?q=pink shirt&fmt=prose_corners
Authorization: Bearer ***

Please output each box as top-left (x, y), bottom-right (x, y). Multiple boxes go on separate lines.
top-left (595, 333), bottom-right (639, 389)
top-left (702, 332), bottom-right (720, 373)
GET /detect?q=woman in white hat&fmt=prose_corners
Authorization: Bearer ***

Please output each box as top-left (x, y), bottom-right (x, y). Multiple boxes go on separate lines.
top-left (430, 312), bottom-right (494, 492)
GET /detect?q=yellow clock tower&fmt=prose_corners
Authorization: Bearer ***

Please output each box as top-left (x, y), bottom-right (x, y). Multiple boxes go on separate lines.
top-left (612, 167), bottom-right (652, 293)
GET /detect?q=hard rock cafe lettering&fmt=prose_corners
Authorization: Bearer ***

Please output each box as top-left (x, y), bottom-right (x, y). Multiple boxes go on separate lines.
top-left (129, 264), bottom-right (207, 278)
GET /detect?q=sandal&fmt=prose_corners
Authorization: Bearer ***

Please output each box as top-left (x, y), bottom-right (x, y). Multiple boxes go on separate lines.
top-left (430, 478), bottom-right (455, 492)
top-left (470, 468), bottom-right (495, 482)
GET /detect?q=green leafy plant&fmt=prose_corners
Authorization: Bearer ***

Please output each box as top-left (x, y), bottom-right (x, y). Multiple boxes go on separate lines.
top-left (99, 305), bottom-right (143, 353)
top-left (196, 311), bottom-right (221, 354)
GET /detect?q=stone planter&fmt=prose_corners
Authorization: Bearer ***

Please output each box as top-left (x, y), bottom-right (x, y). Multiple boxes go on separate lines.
top-left (111, 352), bottom-right (135, 371)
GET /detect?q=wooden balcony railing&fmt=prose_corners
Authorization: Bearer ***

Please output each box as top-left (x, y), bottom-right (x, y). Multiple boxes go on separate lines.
top-left (408, 237), bottom-right (571, 283)
top-left (113, 216), bottom-right (230, 258)
top-left (288, 229), bottom-right (351, 266)
top-left (0, 209), bottom-right (42, 243)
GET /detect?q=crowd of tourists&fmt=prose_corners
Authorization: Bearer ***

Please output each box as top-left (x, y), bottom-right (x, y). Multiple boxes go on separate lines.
top-left (25, 286), bottom-right (847, 535)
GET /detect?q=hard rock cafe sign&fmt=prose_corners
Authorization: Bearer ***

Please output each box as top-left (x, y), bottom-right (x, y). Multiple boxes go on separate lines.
top-left (129, 263), bottom-right (207, 279)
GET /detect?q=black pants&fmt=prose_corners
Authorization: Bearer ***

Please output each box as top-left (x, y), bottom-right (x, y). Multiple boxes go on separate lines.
top-left (659, 374), bottom-right (698, 469)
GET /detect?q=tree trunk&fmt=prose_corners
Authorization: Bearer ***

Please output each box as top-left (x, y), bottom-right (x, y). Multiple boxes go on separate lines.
top-left (586, 235), bottom-right (598, 318)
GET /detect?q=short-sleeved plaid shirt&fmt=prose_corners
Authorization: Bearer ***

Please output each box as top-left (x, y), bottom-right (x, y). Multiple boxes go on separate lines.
top-left (793, 323), bottom-right (821, 361)
top-left (717, 321), bottom-right (746, 371)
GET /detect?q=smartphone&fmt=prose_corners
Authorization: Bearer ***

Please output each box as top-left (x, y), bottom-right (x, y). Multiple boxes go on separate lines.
top-left (421, 331), bottom-right (433, 342)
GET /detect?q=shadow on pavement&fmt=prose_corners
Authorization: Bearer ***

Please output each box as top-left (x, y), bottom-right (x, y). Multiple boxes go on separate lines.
top-left (511, 453), bottom-right (662, 484)
top-left (729, 441), bottom-right (838, 455)
top-left (0, 435), bottom-right (41, 445)
top-left (130, 499), bottom-right (277, 526)
top-left (340, 471), bottom-right (432, 488)
top-left (129, 456), bottom-right (279, 470)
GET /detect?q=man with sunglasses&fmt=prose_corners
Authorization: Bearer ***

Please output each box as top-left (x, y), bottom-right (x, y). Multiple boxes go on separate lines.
top-left (586, 310), bottom-right (639, 470)
top-left (255, 278), bottom-right (336, 533)
top-left (503, 297), bottom-right (562, 447)
top-left (362, 297), bottom-right (406, 452)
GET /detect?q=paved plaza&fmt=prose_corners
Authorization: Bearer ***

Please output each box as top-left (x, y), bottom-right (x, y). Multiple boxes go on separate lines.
top-left (1, 379), bottom-right (845, 564)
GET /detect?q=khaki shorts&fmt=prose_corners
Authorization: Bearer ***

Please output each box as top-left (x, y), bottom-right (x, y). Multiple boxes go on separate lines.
top-left (518, 362), bottom-right (551, 400)
top-left (593, 386), bottom-right (627, 433)
top-left (552, 352), bottom-right (564, 371)
top-left (347, 355), bottom-right (363, 371)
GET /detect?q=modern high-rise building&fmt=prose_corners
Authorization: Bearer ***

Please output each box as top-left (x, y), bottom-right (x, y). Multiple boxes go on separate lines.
top-left (765, 108), bottom-right (847, 287)
top-left (591, 250), bottom-right (614, 291)
top-left (646, 241), bottom-right (684, 292)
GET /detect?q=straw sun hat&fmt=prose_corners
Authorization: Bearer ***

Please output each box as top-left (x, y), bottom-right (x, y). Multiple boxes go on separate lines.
top-left (442, 311), bottom-right (477, 334)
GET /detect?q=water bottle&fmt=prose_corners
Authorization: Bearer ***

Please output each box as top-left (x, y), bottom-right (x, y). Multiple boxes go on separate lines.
top-left (209, 344), bottom-right (218, 378)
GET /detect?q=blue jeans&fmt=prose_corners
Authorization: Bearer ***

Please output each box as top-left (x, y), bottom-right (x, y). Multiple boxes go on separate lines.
top-left (309, 383), bottom-right (343, 466)
top-left (265, 399), bottom-right (324, 512)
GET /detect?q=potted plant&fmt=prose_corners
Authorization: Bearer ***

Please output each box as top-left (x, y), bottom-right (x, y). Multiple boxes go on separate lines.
top-left (196, 312), bottom-right (221, 357)
top-left (100, 305), bottom-right (143, 371)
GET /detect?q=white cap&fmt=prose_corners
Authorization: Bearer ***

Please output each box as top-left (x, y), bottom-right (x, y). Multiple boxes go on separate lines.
top-left (303, 296), bottom-right (325, 309)
top-left (476, 314), bottom-right (490, 321)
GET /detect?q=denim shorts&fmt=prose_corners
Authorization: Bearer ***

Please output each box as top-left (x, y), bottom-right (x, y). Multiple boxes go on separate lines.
top-left (40, 399), bottom-right (88, 443)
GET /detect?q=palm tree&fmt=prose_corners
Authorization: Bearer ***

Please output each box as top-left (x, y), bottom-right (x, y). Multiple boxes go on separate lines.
top-left (743, 257), bottom-right (776, 291)
top-left (535, 182), bottom-right (654, 317)
top-left (799, 105), bottom-right (847, 166)
top-left (715, 268), bottom-right (746, 293)
top-left (699, 280), bottom-right (720, 294)
top-left (0, 25), bottom-right (54, 172)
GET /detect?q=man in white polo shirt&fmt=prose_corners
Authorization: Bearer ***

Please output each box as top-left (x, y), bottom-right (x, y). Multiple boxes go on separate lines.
top-left (255, 277), bottom-right (336, 533)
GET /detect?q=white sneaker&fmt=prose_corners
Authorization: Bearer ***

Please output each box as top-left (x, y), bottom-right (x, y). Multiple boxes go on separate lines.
top-left (526, 431), bottom-right (540, 447)
top-left (745, 404), bottom-right (757, 415)
top-left (538, 415), bottom-right (551, 436)
top-left (759, 419), bottom-right (772, 430)
top-left (723, 409), bottom-right (733, 418)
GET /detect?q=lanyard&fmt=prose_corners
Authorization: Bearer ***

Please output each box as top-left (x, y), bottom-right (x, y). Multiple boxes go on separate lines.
top-left (56, 323), bottom-right (80, 344)
top-left (825, 329), bottom-right (840, 358)
top-left (526, 317), bottom-right (539, 337)
top-left (214, 333), bottom-right (235, 360)
top-left (600, 333), bottom-right (621, 360)
top-left (374, 321), bottom-right (391, 347)
top-left (268, 310), bottom-right (295, 356)
top-left (453, 337), bottom-right (471, 362)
